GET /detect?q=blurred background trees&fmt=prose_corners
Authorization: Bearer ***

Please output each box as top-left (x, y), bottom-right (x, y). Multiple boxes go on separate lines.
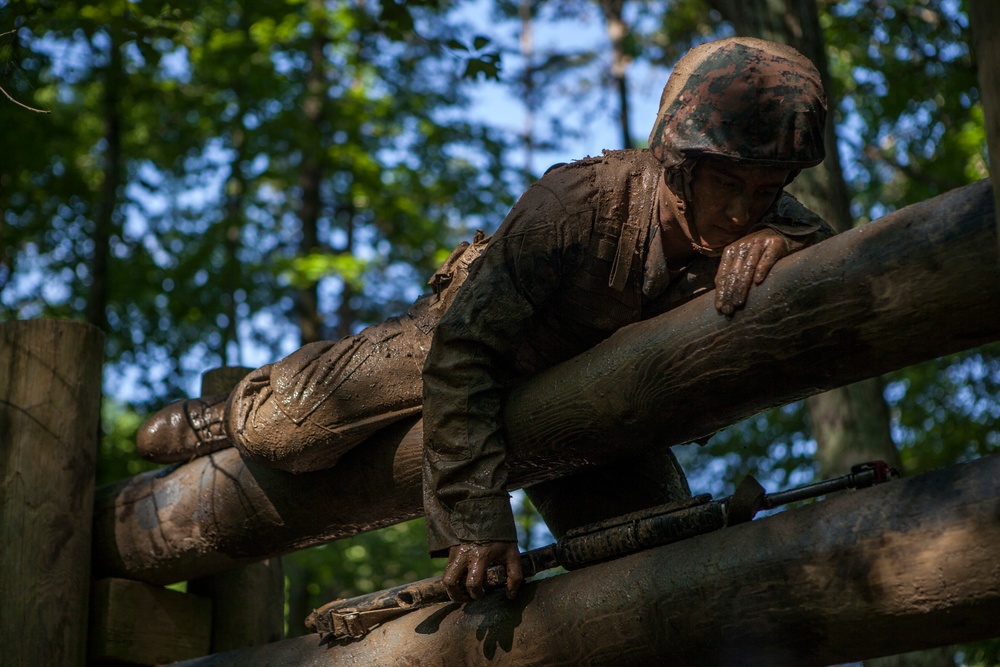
top-left (1, 0), bottom-right (996, 661)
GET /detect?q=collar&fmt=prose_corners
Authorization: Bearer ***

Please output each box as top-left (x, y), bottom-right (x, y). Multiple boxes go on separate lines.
top-left (644, 187), bottom-right (701, 298)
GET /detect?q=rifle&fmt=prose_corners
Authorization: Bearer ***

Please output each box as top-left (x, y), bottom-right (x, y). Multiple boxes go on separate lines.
top-left (306, 460), bottom-right (898, 641)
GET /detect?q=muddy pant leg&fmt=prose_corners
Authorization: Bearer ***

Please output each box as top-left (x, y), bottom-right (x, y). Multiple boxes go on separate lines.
top-left (227, 323), bottom-right (430, 474)
top-left (523, 447), bottom-right (690, 540)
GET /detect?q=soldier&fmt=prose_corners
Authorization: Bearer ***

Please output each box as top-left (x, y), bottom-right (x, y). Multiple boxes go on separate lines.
top-left (422, 36), bottom-right (833, 601)
top-left (137, 36), bottom-right (831, 604)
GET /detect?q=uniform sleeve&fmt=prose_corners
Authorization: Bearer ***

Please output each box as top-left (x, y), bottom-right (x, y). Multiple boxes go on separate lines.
top-left (759, 192), bottom-right (836, 244)
top-left (421, 174), bottom-right (592, 556)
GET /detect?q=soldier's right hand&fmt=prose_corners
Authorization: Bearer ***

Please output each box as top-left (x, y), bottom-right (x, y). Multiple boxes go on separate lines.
top-left (714, 228), bottom-right (794, 315)
top-left (443, 541), bottom-right (523, 602)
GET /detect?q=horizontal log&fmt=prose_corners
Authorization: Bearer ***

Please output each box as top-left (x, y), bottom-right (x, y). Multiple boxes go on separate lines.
top-left (93, 180), bottom-right (1000, 585)
top-left (501, 178), bottom-right (1000, 460)
top-left (168, 454), bottom-right (1000, 666)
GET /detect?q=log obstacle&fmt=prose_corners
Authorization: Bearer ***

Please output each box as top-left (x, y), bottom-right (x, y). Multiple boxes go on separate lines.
top-left (88, 367), bottom-right (284, 664)
top-left (1, 319), bottom-right (104, 666)
top-left (168, 454), bottom-right (1000, 667)
top-left (92, 179), bottom-right (1000, 586)
top-left (186, 367), bottom-right (285, 652)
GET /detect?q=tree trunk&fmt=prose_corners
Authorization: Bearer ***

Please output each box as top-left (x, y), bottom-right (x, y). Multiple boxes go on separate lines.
top-left (1, 320), bottom-right (104, 665)
top-left (297, 13), bottom-right (327, 345)
top-left (170, 454), bottom-right (1000, 666)
top-left (707, 0), bottom-right (902, 477)
top-left (90, 180), bottom-right (999, 585)
top-left (969, 0), bottom-right (1000, 242)
top-left (519, 0), bottom-right (537, 181)
top-left (806, 376), bottom-right (899, 476)
top-left (221, 127), bottom-right (246, 363)
top-left (88, 28), bottom-right (123, 334)
top-left (598, 0), bottom-right (632, 149)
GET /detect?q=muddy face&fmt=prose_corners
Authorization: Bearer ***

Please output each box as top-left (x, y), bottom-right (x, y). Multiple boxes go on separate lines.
top-left (683, 157), bottom-right (789, 250)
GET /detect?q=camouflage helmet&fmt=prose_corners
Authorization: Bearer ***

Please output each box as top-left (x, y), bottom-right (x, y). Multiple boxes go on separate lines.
top-left (648, 37), bottom-right (826, 171)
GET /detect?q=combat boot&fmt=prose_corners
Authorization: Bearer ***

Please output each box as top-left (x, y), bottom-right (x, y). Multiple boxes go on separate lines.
top-left (136, 394), bottom-right (232, 463)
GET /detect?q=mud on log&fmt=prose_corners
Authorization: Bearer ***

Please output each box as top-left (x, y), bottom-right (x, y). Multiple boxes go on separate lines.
top-left (170, 455), bottom-right (1000, 667)
top-left (93, 180), bottom-right (1000, 585)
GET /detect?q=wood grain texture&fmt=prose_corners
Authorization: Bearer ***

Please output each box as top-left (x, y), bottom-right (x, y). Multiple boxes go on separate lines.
top-left (93, 180), bottom-right (1000, 585)
top-left (188, 560), bottom-right (285, 652)
top-left (1, 319), bottom-right (104, 666)
top-left (168, 455), bottom-right (1000, 667)
top-left (88, 578), bottom-right (211, 664)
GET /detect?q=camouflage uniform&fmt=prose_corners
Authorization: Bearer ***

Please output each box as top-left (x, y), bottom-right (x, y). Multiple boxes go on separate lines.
top-left (422, 37), bottom-right (831, 554)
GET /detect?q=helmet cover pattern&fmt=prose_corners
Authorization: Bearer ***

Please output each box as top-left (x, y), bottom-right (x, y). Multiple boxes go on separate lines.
top-left (649, 37), bottom-right (827, 171)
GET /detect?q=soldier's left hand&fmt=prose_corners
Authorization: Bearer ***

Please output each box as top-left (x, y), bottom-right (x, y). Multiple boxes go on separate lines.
top-left (714, 228), bottom-right (799, 316)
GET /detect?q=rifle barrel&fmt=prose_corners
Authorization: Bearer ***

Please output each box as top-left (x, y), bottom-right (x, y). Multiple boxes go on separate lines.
top-left (761, 462), bottom-right (895, 510)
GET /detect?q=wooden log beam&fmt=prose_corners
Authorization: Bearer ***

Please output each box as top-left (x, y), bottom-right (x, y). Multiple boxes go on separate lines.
top-left (1, 320), bottom-right (104, 665)
top-left (187, 367), bottom-right (285, 652)
top-left (168, 454), bottom-right (1000, 667)
top-left (93, 180), bottom-right (1000, 585)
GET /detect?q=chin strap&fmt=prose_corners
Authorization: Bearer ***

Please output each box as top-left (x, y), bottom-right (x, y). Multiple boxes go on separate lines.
top-left (664, 165), bottom-right (724, 258)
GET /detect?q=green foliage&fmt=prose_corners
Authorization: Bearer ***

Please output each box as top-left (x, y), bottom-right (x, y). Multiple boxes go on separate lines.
top-left (677, 402), bottom-right (816, 497)
top-left (956, 640), bottom-right (1000, 667)
top-left (2, 0), bottom-right (514, 407)
top-left (2, 0), bottom-right (513, 634)
top-left (283, 519), bottom-right (444, 636)
top-left (278, 252), bottom-right (370, 291)
top-left (3, 0), bottom-right (996, 653)
top-left (885, 343), bottom-right (1000, 475)
top-left (647, 0), bottom-right (727, 65)
top-left (97, 399), bottom-right (161, 485)
top-left (823, 0), bottom-right (985, 221)
top-left (310, 521), bottom-right (440, 599)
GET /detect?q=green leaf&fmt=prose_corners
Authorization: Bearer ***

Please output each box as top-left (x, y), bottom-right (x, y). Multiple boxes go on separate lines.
top-left (462, 52), bottom-right (501, 81)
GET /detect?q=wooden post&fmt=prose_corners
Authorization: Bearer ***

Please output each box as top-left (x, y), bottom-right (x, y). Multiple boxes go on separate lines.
top-left (187, 367), bottom-right (285, 651)
top-left (969, 0), bottom-right (1000, 242)
top-left (167, 455), bottom-right (1000, 666)
top-left (91, 180), bottom-right (1000, 585)
top-left (88, 578), bottom-right (212, 664)
top-left (1, 319), bottom-right (104, 665)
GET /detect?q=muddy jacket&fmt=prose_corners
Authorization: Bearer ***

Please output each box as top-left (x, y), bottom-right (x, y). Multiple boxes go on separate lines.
top-left (421, 149), bottom-right (833, 555)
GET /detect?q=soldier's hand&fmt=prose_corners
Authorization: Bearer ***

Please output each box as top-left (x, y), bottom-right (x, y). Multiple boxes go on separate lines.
top-left (443, 541), bottom-right (523, 602)
top-left (714, 228), bottom-right (798, 316)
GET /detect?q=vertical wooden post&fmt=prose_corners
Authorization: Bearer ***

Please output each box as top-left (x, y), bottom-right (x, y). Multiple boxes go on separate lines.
top-left (187, 367), bottom-right (285, 651)
top-left (970, 0), bottom-right (1000, 243)
top-left (1, 319), bottom-right (104, 665)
